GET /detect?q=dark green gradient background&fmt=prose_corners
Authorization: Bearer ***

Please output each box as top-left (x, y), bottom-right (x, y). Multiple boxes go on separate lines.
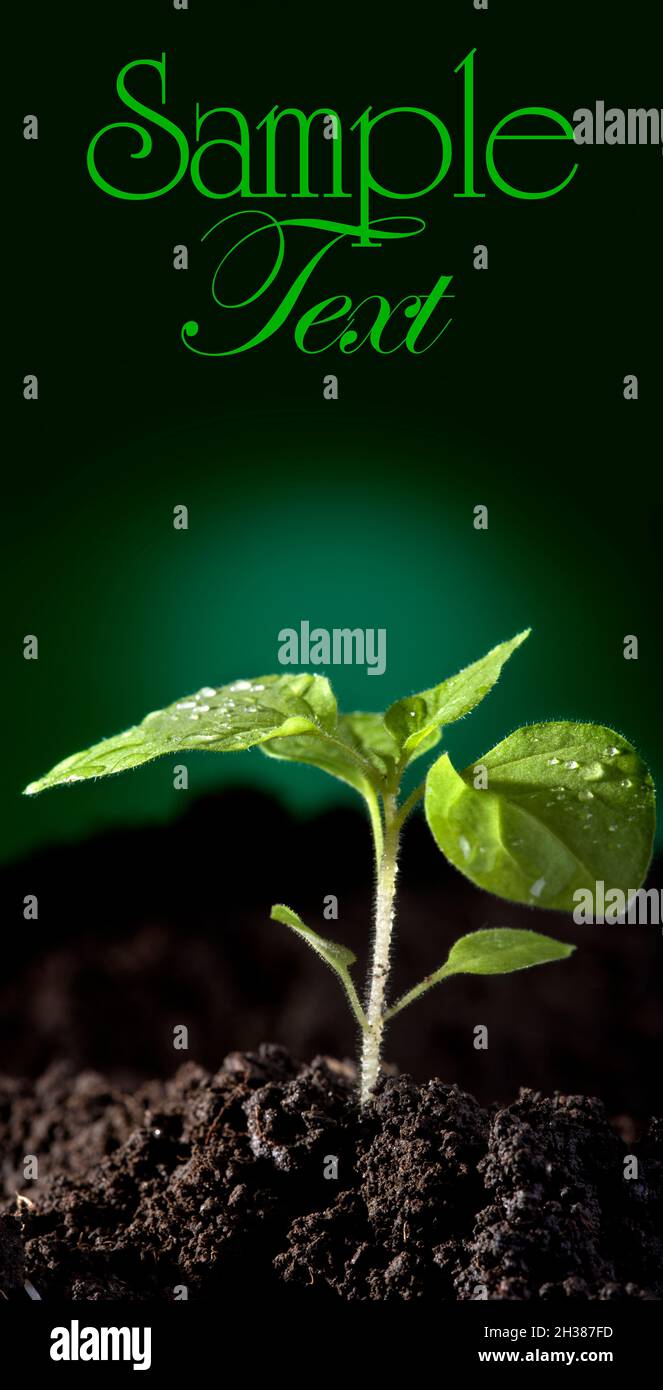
top-left (6, 0), bottom-right (661, 863)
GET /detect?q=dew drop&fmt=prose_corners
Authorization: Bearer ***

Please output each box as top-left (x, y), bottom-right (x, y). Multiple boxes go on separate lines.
top-left (530, 877), bottom-right (546, 898)
top-left (548, 757), bottom-right (560, 766)
top-left (199, 687), bottom-right (217, 698)
top-left (603, 746), bottom-right (620, 758)
top-left (197, 704), bottom-right (210, 713)
top-left (176, 701), bottom-right (197, 711)
top-left (578, 788), bottom-right (594, 802)
top-left (580, 762), bottom-right (605, 782)
top-left (608, 824), bottom-right (618, 832)
top-left (621, 778), bottom-right (632, 789)
top-left (565, 760), bottom-right (579, 770)
top-left (230, 680), bottom-right (252, 692)
top-left (458, 835), bottom-right (471, 862)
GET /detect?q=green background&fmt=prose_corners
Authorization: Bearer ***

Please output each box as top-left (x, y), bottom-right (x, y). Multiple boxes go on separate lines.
top-left (6, 0), bottom-right (661, 863)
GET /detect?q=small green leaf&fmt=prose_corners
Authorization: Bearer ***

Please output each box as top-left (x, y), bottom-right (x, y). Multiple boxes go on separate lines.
top-left (339, 713), bottom-right (400, 779)
top-left (385, 927), bottom-right (574, 1019)
top-left (424, 722), bottom-right (655, 910)
top-left (24, 674), bottom-right (337, 794)
top-left (385, 629), bottom-right (530, 766)
top-left (271, 903), bottom-right (356, 968)
top-left (271, 904), bottom-right (366, 1030)
top-left (440, 927), bottom-right (574, 976)
top-left (261, 711), bottom-right (398, 795)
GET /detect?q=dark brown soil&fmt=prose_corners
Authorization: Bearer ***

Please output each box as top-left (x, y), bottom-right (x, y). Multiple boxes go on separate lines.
top-left (2, 1045), bottom-right (661, 1301)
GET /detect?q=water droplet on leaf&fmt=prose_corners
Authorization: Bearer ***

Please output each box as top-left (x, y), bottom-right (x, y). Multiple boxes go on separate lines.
top-left (580, 762), bottom-right (605, 781)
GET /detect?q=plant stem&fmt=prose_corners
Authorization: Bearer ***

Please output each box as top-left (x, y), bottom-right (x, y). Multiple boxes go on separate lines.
top-left (360, 791), bottom-right (400, 1104)
top-left (340, 970), bottom-right (370, 1033)
top-left (364, 782), bottom-right (384, 870)
top-left (395, 780), bottom-right (426, 830)
top-left (383, 963), bottom-right (451, 1022)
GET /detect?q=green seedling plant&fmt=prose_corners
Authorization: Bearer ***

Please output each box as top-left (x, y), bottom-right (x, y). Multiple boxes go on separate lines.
top-left (24, 630), bottom-right (655, 1104)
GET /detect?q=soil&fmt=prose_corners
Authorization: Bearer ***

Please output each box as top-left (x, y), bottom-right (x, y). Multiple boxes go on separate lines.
top-left (1, 1045), bottom-right (661, 1301)
top-left (1, 791), bottom-right (662, 1300)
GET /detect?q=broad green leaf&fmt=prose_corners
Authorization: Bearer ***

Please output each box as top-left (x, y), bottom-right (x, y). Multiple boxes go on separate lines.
top-left (271, 904), bottom-right (366, 1030)
top-left (440, 927), bottom-right (574, 975)
top-left (261, 711), bottom-right (398, 795)
top-left (24, 674), bottom-right (338, 794)
top-left (385, 928), bottom-right (574, 1018)
top-left (385, 630), bottom-right (530, 766)
top-left (425, 722), bottom-right (655, 910)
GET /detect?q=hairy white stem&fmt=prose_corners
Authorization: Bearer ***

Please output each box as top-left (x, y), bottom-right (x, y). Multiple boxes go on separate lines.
top-left (360, 794), bottom-right (400, 1104)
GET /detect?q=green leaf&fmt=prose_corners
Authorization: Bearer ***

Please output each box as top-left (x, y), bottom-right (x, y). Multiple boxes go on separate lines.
top-left (339, 713), bottom-right (400, 779)
top-left (440, 927), bottom-right (574, 975)
top-left (270, 904), bottom-right (366, 1030)
top-left (23, 674), bottom-right (338, 794)
top-left (385, 629), bottom-right (530, 766)
top-left (385, 928), bottom-right (574, 1019)
top-left (424, 722), bottom-right (655, 910)
top-left (271, 903), bottom-right (356, 969)
top-left (261, 711), bottom-right (398, 796)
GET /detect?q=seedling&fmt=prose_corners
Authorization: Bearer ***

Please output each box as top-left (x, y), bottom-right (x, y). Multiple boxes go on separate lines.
top-left (24, 630), bottom-right (655, 1104)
